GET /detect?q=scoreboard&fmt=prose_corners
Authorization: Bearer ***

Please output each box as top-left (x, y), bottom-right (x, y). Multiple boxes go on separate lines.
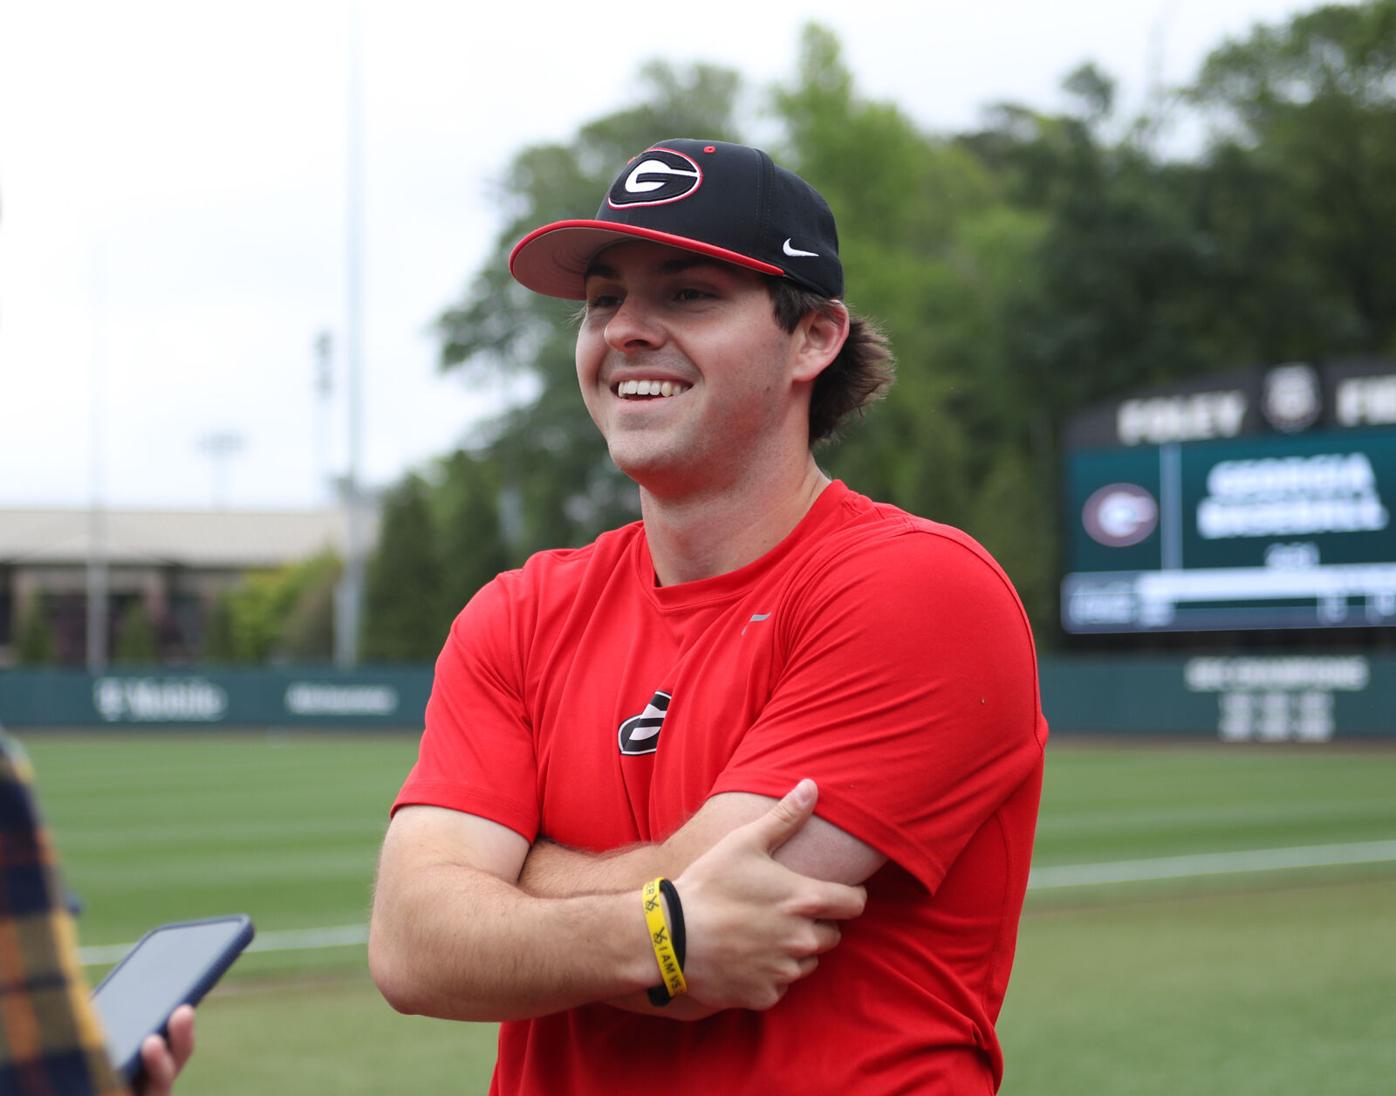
top-left (1061, 361), bottom-right (1396, 633)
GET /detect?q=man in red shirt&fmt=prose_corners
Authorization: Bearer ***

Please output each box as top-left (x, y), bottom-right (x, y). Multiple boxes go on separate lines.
top-left (370, 139), bottom-right (1047, 1094)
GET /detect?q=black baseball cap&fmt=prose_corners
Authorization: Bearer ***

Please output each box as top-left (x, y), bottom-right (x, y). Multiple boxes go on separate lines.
top-left (508, 138), bottom-right (843, 301)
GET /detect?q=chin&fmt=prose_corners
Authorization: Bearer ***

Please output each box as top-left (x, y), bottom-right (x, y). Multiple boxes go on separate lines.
top-left (608, 445), bottom-right (696, 495)
top-left (610, 448), bottom-right (672, 483)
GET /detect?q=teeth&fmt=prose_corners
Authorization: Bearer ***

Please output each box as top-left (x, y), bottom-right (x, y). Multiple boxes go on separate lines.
top-left (617, 379), bottom-right (689, 398)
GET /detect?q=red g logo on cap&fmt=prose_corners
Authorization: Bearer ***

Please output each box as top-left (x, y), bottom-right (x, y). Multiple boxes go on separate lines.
top-left (608, 148), bottom-right (703, 208)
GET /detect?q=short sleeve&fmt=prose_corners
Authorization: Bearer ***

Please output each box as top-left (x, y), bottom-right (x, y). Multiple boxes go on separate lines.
top-left (391, 574), bottom-right (540, 841)
top-left (708, 528), bottom-right (1046, 892)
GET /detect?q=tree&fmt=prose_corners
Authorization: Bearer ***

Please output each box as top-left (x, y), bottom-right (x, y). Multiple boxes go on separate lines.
top-left (1189, 0), bottom-right (1396, 356)
top-left (278, 553), bottom-right (341, 661)
top-left (210, 551), bottom-right (342, 664)
top-left (204, 594), bottom-right (237, 663)
top-left (362, 474), bottom-right (446, 661)
top-left (436, 449), bottom-right (511, 620)
top-left (15, 595), bottom-right (55, 664)
top-left (947, 62), bottom-right (1255, 626)
top-left (113, 599), bottom-right (159, 663)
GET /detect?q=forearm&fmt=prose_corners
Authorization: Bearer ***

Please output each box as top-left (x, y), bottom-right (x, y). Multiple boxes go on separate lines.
top-left (520, 790), bottom-right (883, 899)
top-left (519, 838), bottom-right (670, 898)
top-left (370, 839), bottom-right (657, 1022)
top-left (519, 809), bottom-right (749, 900)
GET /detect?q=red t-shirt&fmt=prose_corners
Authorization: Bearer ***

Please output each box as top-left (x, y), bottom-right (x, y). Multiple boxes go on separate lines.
top-left (395, 481), bottom-right (1047, 1094)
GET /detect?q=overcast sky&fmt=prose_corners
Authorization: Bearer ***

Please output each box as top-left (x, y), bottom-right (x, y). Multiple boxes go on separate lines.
top-left (0, 0), bottom-right (1316, 511)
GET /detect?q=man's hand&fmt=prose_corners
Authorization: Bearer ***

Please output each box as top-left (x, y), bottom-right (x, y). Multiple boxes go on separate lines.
top-left (135, 1004), bottom-right (194, 1096)
top-left (673, 779), bottom-right (866, 1010)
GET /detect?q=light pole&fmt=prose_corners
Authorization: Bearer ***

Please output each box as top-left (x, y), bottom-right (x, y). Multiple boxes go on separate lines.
top-left (313, 329), bottom-right (334, 503)
top-left (198, 430), bottom-right (245, 509)
top-left (335, 0), bottom-right (366, 668)
top-left (86, 240), bottom-right (108, 671)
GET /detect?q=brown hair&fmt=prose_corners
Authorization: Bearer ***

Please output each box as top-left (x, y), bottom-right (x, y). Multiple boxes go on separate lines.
top-left (766, 280), bottom-right (895, 445)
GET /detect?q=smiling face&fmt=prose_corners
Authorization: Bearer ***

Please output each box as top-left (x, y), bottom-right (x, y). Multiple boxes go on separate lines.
top-left (576, 241), bottom-right (828, 499)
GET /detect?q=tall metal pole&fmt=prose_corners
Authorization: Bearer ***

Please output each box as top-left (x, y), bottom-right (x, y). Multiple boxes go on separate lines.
top-left (335, 0), bottom-right (366, 667)
top-left (198, 430), bottom-right (245, 509)
top-left (313, 330), bottom-right (334, 503)
top-left (85, 241), bottom-right (109, 671)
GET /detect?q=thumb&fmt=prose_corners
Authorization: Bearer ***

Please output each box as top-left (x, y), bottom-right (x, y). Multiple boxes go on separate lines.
top-left (748, 779), bottom-right (818, 854)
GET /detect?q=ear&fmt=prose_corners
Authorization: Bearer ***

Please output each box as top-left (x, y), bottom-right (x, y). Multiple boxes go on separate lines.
top-left (790, 302), bottom-right (850, 384)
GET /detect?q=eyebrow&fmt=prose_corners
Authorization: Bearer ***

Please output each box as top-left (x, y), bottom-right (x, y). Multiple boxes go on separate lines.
top-left (584, 255), bottom-right (733, 282)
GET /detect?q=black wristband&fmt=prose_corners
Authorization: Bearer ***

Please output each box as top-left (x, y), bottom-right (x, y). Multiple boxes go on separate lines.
top-left (646, 983), bottom-right (671, 1006)
top-left (645, 879), bottom-right (686, 1007)
top-left (659, 878), bottom-right (685, 970)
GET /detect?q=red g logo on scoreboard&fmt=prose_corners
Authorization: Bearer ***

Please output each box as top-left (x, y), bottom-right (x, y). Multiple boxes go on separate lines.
top-left (1083, 483), bottom-right (1159, 548)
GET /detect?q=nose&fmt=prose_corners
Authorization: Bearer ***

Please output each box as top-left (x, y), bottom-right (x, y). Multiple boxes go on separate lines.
top-left (603, 296), bottom-right (666, 353)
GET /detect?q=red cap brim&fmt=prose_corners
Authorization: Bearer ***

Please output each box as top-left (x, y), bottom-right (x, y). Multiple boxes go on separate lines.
top-left (508, 220), bottom-right (786, 300)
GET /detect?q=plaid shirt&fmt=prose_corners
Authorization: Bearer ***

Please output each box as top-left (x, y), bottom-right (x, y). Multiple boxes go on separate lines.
top-left (0, 734), bottom-right (128, 1096)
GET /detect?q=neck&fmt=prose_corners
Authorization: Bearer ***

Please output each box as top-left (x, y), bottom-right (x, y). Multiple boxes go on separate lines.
top-left (640, 455), bottom-right (831, 586)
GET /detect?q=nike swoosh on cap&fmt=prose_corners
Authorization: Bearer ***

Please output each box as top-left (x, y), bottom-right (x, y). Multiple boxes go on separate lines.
top-left (782, 238), bottom-right (819, 258)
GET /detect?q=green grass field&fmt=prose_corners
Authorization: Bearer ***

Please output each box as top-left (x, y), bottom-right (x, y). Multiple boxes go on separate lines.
top-left (17, 733), bottom-right (1396, 1095)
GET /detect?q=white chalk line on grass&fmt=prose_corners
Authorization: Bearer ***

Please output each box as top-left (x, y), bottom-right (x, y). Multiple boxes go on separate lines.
top-left (1027, 838), bottom-right (1396, 890)
top-left (77, 839), bottom-right (1396, 966)
top-left (78, 923), bottom-right (368, 967)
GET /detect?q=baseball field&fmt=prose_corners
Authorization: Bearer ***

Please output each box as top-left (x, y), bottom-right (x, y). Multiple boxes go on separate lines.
top-left (18, 732), bottom-right (1396, 1095)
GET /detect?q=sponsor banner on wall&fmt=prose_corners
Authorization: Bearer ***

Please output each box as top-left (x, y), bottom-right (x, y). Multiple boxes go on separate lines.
top-left (0, 668), bottom-right (433, 729)
top-left (92, 676), bottom-right (230, 723)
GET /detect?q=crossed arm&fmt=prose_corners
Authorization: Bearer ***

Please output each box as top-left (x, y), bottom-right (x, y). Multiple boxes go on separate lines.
top-left (368, 780), bottom-right (885, 1022)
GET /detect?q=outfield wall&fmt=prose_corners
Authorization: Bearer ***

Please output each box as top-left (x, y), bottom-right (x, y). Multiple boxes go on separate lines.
top-left (1039, 653), bottom-right (1395, 741)
top-left (0, 655), bottom-right (1392, 741)
top-left (0, 667), bottom-right (434, 730)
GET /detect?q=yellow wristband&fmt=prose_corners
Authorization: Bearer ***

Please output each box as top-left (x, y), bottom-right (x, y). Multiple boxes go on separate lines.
top-left (642, 877), bottom-right (687, 999)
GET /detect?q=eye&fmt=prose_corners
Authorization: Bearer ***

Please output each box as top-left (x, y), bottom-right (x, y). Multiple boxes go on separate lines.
top-left (585, 291), bottom-right (621, 312)
top-left (673, 286), bottom-right (712, 302)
